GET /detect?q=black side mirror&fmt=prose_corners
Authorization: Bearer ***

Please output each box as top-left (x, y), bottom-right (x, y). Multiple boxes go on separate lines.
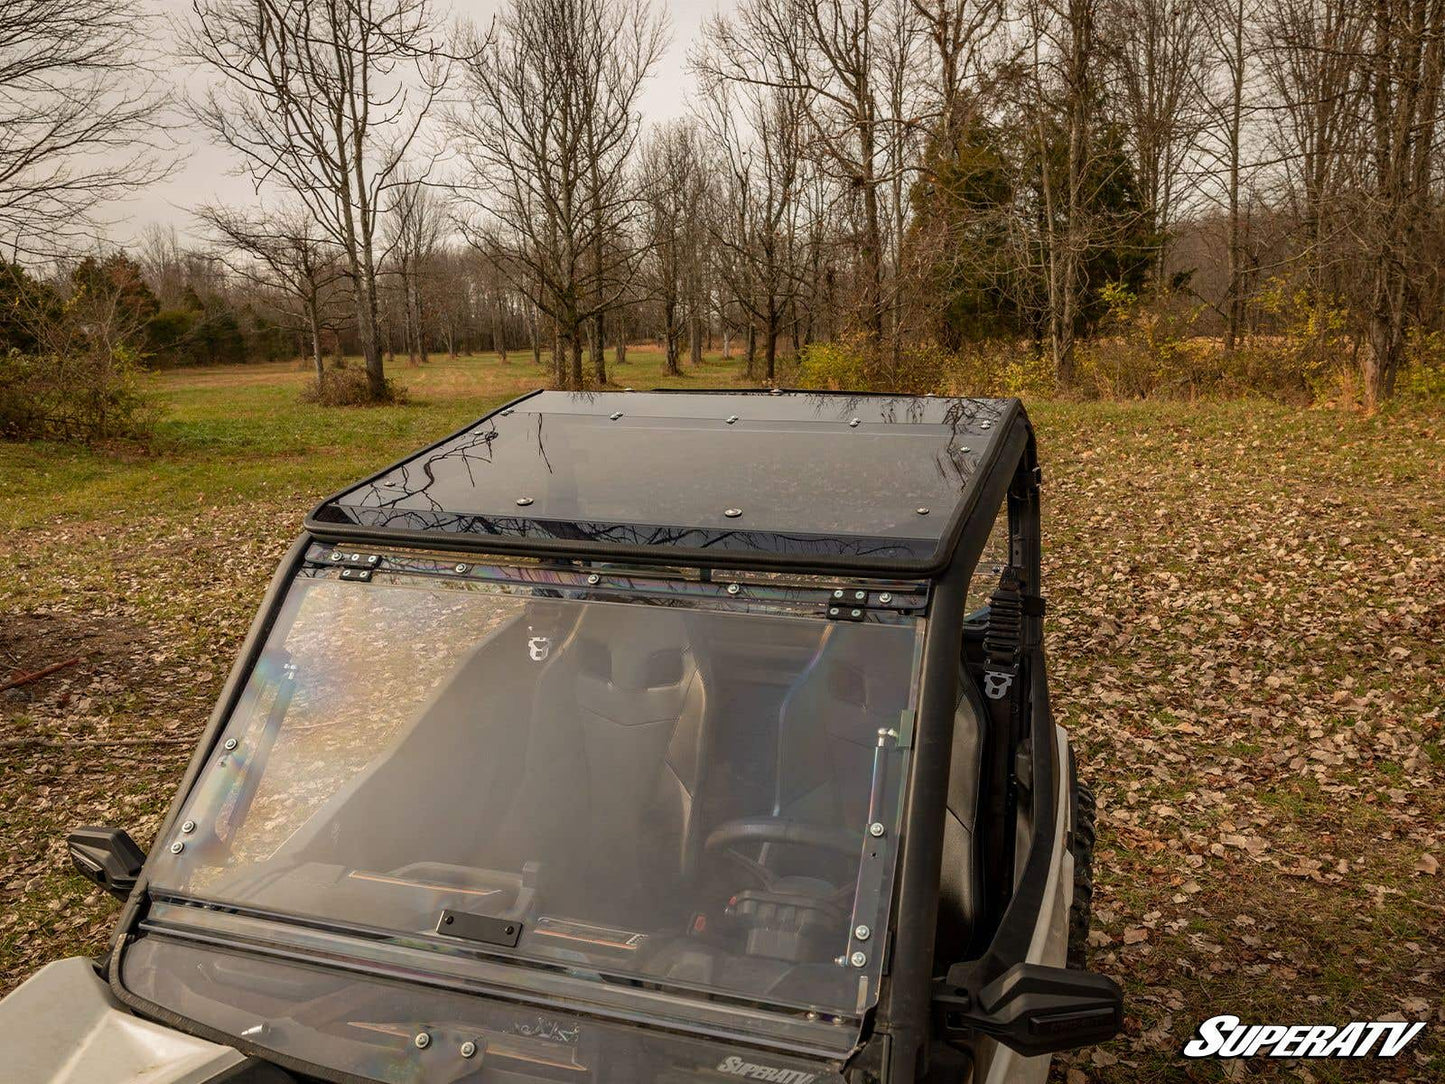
top-left (67, 826), bottom-right (146, 901)
top-left (934, 962), bottom-right (1123, 1057)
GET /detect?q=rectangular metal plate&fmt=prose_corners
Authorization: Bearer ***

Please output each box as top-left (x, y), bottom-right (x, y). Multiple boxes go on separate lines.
top-left (436, 909), bottom-right (521, 947)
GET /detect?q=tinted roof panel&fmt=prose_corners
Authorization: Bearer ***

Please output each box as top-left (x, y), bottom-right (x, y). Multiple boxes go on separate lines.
top-left (312, 391), bottom-right (1019, 564)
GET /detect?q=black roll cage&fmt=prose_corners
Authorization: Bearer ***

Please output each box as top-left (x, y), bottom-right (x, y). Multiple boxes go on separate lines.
top-left (102, 403), bottom-right (1065, 1084)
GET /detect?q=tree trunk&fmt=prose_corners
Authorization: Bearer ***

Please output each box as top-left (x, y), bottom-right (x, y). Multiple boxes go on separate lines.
top-left (569, 327), bottom-right (584, 389)
top-left (404, 268), bottom-right (420, 367)
top-left (552, 319), bottom-right (564, 386)
top-left (689, 312), bottom-right (703, 366)
top-left (492, 298), bottom-right (508, 362)
top-left (307, 304), bottom-right (324, 382)
top-left (593, 311), bottom-right (607, 385)
top-left (664, 301), bottom-right (681, 375)
top-left (358, 243), bottom-right (385, 399)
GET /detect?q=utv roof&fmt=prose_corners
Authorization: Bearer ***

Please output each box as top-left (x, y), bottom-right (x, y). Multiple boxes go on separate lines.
top-left (307, 389), bottom-right (1029, 575)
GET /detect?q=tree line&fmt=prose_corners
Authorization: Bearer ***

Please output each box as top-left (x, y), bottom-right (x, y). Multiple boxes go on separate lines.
top-left (4, 0), bottom-right (1445, 425)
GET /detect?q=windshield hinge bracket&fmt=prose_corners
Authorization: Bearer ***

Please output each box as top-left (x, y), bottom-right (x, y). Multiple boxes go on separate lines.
top-left (325, 549), bottom-right (382, 571)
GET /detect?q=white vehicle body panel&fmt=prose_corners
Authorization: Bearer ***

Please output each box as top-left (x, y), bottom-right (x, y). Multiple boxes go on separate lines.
top-left (0, 956), bottom-right (243, 1084)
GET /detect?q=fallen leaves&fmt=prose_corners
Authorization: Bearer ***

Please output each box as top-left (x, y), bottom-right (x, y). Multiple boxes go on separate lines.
top-left (2, 394), bottom-right (1443, 1084)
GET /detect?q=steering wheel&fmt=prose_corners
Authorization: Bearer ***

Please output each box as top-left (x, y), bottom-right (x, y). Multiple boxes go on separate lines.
top-left (706, 816), bottom-right (860, 865)
top-left (703, 816), bottom-right (862, 894)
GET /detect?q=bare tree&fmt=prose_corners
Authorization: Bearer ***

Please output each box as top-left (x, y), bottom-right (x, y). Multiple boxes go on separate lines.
top-left (0, 0), bottom-right (171, 259)
top-left (1197, 0), bottom-right (1264, 353)
top-left (388, 180), bottom-right (448, 365)
top-left (639, 122), bottom-right (705, 375)
top-left (1259, 0), bottom-right (1369, 298)
top-left (451, 0), bottom-right (666, 390)
top-left (196, 204), bottom-right (347, 380)
top-left (702, 0), bottom-right (920, 357)
top-left (912, 0), bottom-right (1008, 145)
top-left (1102, 0), bottom-right (1208, 280)
top-left (1024, 0), bottom-right (1101, 382)
top-left (183, 0), bottom-right (452, 400)
top-left (694, 61), bottom-right (809, 382)
top-left (1357, 0), bottom-right (1445, 405)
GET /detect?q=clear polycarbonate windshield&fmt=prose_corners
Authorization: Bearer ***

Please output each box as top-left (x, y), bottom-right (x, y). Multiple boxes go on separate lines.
top-left (144, 561), bottom-right (924, 1016)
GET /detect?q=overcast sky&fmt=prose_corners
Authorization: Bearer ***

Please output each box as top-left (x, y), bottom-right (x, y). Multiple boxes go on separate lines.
top-left (115, 0), bottom-right (731, 245)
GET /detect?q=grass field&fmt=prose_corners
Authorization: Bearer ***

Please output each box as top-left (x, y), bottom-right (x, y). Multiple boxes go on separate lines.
top-left (1, 349), bottom-right (1442, 1082)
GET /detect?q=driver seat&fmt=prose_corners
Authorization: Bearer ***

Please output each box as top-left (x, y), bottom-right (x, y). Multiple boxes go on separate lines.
top-left (508, 603), bottom-right (710, 923)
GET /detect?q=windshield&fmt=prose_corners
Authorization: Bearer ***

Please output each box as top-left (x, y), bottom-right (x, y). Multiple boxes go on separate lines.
top-left (144, 561), bottom-right (924, 1017)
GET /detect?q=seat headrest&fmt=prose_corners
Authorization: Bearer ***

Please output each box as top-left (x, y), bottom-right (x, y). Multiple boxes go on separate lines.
top-left (572, 605), bottom-right (693, 690)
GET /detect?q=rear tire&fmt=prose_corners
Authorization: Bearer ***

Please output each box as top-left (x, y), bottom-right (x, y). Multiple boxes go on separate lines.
top-left (1067, 780), bottom-right (1096, 970)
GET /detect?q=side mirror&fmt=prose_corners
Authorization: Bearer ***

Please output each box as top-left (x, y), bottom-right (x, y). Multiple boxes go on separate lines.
top-left (934, 962), bottom-right (1123, 1057)
top-left (67, 826), bottom-right (146, 901)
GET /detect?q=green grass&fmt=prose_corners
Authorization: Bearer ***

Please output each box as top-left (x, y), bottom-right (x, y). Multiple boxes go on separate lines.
top-left (0, 348), bottom-right (763, 530)
top-left (2, 352), bottom-right (1443, 1082)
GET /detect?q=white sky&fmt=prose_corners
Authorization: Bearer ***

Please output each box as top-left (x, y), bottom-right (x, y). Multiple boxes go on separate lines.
top-left (111, 0), bottom-right (731, 245)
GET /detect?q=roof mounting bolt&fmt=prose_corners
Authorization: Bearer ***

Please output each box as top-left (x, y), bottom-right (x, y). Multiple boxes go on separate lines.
top-left (610, 411), bottom-right (623, 420)
top-left (806, 1011), bottom-right (820, 1022)
top-left (850, 951), bottom-right (868, 968)
top-left (854, 925), bottom-right (871, 941)
top-left (851, 609), bottom-right (862, 618)
top-left (854, 590), bottom-right (866, 601)
top-left (833, 589), bottom-right (845, 599)
top-left (516, 496), bottom-right (534, 506)
top-left (587, 573), bottom-right (601, 585)
top-left (879, 592), bottom-right (893, 604)
top-left (414, 1032), bottom-right (431, 1050)
top-left (329, 552), bottom-right (342, 562)
top-left (169, 841), bottom-right (185, 855)
top-left (223, 738), bottom-right (238, 751)
top-left (724, 508), bottom-right (742, 518)
top-left (916, 507), bottom-right (930, 516)
top-left (454, 564), bottom-right (468, 574)
top-left (828, 607), bottom-right (840, 617)
top-left (459, 1040), bottom-right (477, 1059)
top-left (869, 821), bottom-right (886, 837)
top-left (849, 417), bottom-right (861, 427)
top-left (834, 955), bottom-right (848, 967)
top-left (726, 583), bottom-right (740, 595)
top-left (180, 820), bottom-right (196, 835)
